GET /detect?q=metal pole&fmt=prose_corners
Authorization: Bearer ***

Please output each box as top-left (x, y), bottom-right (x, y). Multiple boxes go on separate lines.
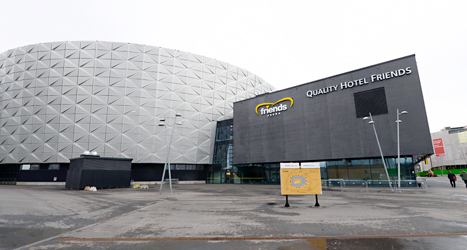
top-left (430, 155), bottom-right (433, 173)
top-left (369, 113), bottom-right (394, 192)
top-left (285, 195), bottom-right (290, 207)
top-left (167, 118), bottom-right (177, 194)
top-left (159, 122), bottom-right (170, 194)
top-left (440, 158), bottom-right (443, 176)
top-left (159, 115), bottom-right (178, 194)
top-left (159, 163), bottom-right (167, 194)
top-left (459, 148), bottom-right (467, 165)
top-left (397, 109), bottom-right (401, 192)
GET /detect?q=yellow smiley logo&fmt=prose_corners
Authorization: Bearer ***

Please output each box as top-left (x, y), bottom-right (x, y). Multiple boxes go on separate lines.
top-left (255, 97), bottom-right (294, 114)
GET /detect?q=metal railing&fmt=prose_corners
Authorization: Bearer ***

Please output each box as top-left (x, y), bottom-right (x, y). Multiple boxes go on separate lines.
top-left (321, 178), bottom-right (427, 193)
top-left (0, 172), bottom-right (18, 185)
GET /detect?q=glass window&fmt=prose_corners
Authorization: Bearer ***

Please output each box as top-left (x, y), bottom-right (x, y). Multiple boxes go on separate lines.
top-left (21, 164), bottom-right (31, 170)
top-left (212, 171), bottom-right (221, 183)
top-left (348, 159), bottom-right (370, 180)
top-left (385, 158), bottom-right (397, 180)
top-left (175, 165), bottom-right (186, 170)
top-left (186, 165), bottom-right (196, 170)
top-left (30, 165), bottom-right (40, 170)
top-left (370, 159), bottom-right (387, 180)
top-left (197, 165), bottom-right (204, 171)
top-left (227, 144), bottom-right (233, 169)
top-left (49, 164), bottom-right (60, 170)
top-left (326, 160), bottom-right (348, 179)
top-left (401, 157), bottom-right (415, 180)
top-left (212, 118), bottom-right (234, 184)
top-left (215, 120), bottom-right (233, 142)
top-left (213, 141), bottom-right (232, 170)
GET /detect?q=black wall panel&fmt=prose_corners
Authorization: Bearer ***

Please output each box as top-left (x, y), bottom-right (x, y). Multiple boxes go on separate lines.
top-left (354, 87), bottom-right (388, 118)
top-left (65, 155), bottom-right (132, 189)
top-left (17, 170), bottom-right (68, 182)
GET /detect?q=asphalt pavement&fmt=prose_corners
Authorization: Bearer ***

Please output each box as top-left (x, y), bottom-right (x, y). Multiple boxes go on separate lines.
top-left (1, 177), bottom-right (467, 250)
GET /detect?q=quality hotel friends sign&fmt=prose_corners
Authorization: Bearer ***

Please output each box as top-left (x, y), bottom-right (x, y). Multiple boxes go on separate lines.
top-left (255, 66), bottom-right (412, 117)
top-left (306, 67), bottom-right (412, 98)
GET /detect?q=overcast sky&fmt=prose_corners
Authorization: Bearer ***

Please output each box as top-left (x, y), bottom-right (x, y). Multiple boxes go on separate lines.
top-left (1, 0), bottom-right (466, 132)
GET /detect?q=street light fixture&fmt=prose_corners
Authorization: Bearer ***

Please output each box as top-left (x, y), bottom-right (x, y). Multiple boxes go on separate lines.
top-left (396, 109), bottom-right (408, 192)
top-left (363, 113), bottom-right (394, 192)
top-left (158, 113), bottom-right (182, 194)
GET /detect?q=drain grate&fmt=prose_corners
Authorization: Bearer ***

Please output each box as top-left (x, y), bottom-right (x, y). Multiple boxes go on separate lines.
top-left (59, 233), bottom-right (467, 242)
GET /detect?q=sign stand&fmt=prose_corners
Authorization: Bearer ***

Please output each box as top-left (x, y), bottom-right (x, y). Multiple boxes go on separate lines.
top-left (284, 195), bottom-right (290, 207)
top-left (280, 162), bottom-right (322, 208)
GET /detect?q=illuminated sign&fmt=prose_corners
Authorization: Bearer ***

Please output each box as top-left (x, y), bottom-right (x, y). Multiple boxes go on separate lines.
top-left (280, 162), bottom-right (322, 195)
top-left (255, 97), bottom-right (294, 117)
top-left (306, 67), bottom-right (412, 98)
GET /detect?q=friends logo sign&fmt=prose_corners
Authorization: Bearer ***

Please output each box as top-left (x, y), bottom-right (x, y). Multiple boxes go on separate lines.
top-left (255, 97), bottom-right (294, 117)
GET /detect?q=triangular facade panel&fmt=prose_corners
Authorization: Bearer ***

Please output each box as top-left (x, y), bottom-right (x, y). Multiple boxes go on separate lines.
top-left (0, 41), bottom-right (274, 166)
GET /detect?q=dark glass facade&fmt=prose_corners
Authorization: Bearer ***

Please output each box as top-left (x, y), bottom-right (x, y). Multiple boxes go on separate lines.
top-left (208, 119), bottom-right (234, 183)
top-left (324, 158), bottom-right (415, 180)
top-left (208, 119), bottom-right (416, 184)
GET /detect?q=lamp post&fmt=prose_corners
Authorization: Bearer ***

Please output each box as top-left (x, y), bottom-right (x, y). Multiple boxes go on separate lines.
top-left (363, 113), bottom-right (394, 192)
top-left (459, 148), bottom-right (467, 165)
top-left (396, 109), bottom-right (408, 192)
top-left (158, 113), bottom-right (182, 194)
top-left (432, 157), bottom-right (443, 176)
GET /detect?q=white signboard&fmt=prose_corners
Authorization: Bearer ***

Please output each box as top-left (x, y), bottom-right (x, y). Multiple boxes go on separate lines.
top-left (280, 162), bottom-right (300, 169)
top-left (301, 162), bottom-right (320, 169)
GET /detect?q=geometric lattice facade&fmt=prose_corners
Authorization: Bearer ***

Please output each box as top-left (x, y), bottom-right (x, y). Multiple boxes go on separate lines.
top-left (0, 41), bottom-right (275, 164)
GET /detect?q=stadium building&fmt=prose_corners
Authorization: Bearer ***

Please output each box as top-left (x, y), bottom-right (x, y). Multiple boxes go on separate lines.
top-left (0, 41), bottom-right (274, 184)
top-left (0, 42), bottom-right (433, 185)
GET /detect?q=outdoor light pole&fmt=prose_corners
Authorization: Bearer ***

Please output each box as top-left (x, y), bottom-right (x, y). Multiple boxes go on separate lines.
top-left (459, 148), bottom-right (467, 165)
top-left (364, 113), bottom-right (394, 192)
top-left (158, 113), bottom-right (182, 194)
top-left (396, 109), bottom-right (408, 192)
top-left (432, 158), bottom-right (443, 176)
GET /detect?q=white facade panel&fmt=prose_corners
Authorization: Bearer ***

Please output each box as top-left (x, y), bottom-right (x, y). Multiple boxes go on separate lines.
top-left (0, 41), bottom-right (275, 164)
